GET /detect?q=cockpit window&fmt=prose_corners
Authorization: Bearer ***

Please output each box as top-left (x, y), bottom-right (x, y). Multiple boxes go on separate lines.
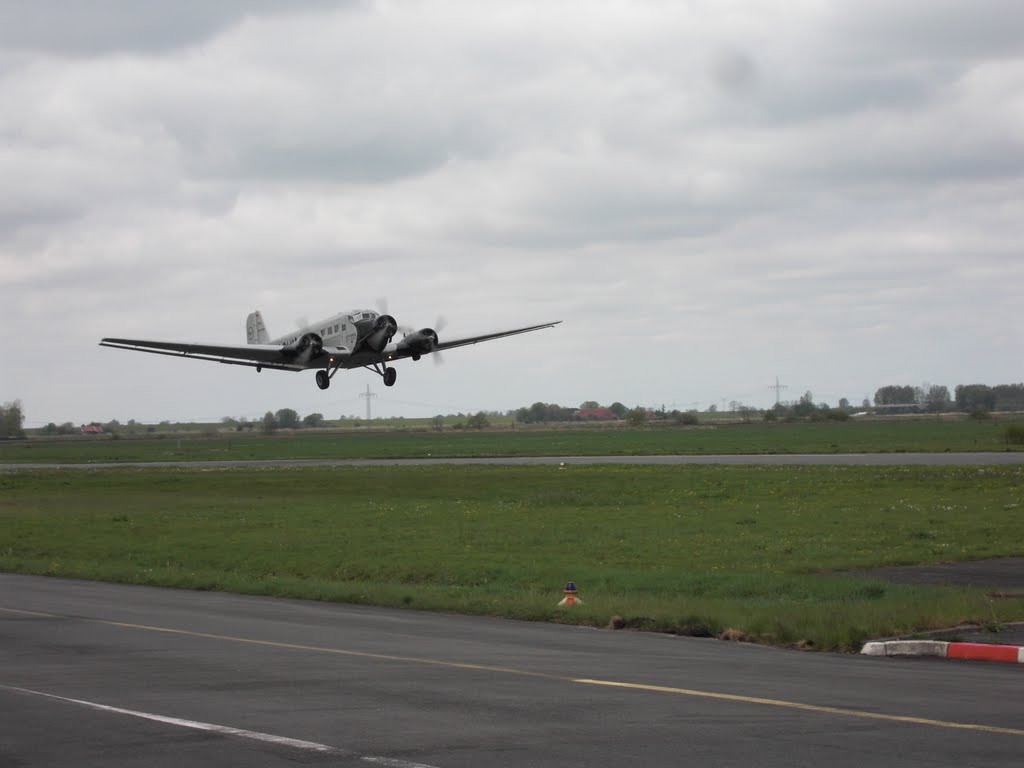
top-left (362, 312), bottom-right (372, 319)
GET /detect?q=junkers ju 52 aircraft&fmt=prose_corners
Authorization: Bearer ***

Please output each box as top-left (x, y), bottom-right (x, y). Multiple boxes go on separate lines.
top-left (100, 308), bottom-right (561, 390)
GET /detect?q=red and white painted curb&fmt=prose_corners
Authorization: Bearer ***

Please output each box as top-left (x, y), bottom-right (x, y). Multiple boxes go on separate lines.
top-left (862, 640), bottom-right (1024, 663)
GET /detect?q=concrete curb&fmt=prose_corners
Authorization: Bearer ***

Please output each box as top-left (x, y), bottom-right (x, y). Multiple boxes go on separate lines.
top-left (862, 640), bottom-right (1024, 663)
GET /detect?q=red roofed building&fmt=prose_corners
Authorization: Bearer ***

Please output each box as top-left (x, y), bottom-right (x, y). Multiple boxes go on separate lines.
top-left (80, 425), bottom-right (104, 434)
top-left (574, 408), bottom-right (617, 421)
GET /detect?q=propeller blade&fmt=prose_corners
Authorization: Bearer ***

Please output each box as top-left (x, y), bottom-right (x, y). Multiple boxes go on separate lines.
top-left (432, 315), bottom-right (447, 364)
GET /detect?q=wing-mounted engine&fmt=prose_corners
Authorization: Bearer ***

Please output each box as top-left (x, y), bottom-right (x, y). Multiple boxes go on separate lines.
top-left (283, 332), bottom-right (323, 362)
top-left (395, 328), bottom-right (439, 361)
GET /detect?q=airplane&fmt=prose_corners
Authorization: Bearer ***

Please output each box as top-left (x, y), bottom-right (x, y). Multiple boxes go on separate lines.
top-left (100, 308), bottom-right (561, 390)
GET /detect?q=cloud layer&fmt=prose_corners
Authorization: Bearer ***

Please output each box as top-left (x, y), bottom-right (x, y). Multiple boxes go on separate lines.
top-left (2, 1), bottom-right (1022, 424)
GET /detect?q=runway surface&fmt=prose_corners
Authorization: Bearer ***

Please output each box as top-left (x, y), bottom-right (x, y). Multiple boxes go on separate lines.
top-left (1, 574), bottom-right (1021, 767)
top-left (3, 451), bottom-right (1024, 470)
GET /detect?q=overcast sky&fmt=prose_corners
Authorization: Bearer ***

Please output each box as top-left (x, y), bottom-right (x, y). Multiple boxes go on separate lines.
top-left (2, 0), bottom-right (1022, 425)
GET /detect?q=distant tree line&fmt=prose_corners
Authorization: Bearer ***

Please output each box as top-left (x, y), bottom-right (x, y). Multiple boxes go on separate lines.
top-left (874, 383), bottom-right (1024, 413)
top-left (255, 409), bottom-right (326, 433)
top-left (9, 381), bottom-right (1024, 439)
top-left (513, 401), bottom-right (681, 427)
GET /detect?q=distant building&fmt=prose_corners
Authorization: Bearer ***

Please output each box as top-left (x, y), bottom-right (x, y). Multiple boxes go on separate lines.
top-left (872, 404), bottom-right (924, 415)
top-left (80, 425), bottom-right (104, 434)
top-left (574, 408), bottom-right (617, 421)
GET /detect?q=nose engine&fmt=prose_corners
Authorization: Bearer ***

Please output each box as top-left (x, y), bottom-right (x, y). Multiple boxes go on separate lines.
top-left (360, 314), bottom-right (398, 353)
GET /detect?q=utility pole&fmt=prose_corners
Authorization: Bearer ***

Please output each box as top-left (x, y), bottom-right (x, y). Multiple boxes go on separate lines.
top-left (359, 384), bottom-right (377, 421)
top-left (769, 376), bottom-right (788, 405)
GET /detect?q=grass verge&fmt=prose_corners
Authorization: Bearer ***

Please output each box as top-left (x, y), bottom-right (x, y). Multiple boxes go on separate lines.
top-left (2, 464), bottom-right (1022, 650)
top-left (3, 418), bottom-right (1022, 464)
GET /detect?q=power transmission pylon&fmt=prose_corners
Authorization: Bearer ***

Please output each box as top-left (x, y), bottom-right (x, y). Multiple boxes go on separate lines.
top-left (359, 384), bottom-right (377, 420)
top-left (769, 376), bottom-right (788, 405)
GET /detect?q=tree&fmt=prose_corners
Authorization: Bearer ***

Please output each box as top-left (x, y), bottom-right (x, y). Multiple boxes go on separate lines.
top-left (955, 384), bottom-right (995, 413)
top-left (993, 383), bottom-right (1024, 411)
top-left (737, 405), bottom-right (758, 422)
top-left (792, 391), bottom-right (815, 418)
top-left (431, 415), bottom-right (445, 432)
top-left (466, 411), bottom-right (490, 429)
top-left (874, 385), bottom-right (916, 406)
top-left (0, 401), bottom-right (25, 439)
top-left (275, 408), bottom-right (300, 429)
top-left (838, 398), bottom-right (850, 410)
top-left (515, 402), bottom-right (574, 424)
top-left (672, 410), bottom-right (699, 426)
top-left (262, 411), bottom-right (277, 434)
top-left (924, 385), bottom-right (951, 412)
top-left (609, 402), bottom-right (627, 418)
top-left (580, 400), bottom-right (600, 409)
top-left (302, 412), bottom-right (325, 428)
top-left (626, 407), bottom-right (648, 426)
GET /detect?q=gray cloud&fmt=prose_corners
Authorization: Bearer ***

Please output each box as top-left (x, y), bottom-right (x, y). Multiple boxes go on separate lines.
top-left (2, 1), bottom-right (1022, 425)
top-left (0, 0), bottom-right (347, 56)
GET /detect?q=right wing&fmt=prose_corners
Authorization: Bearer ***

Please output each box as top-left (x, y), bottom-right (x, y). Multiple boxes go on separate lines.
top-left (98, 338), bottom-right (337, 371)
top-left (431, 321), bottom-right (563, 353)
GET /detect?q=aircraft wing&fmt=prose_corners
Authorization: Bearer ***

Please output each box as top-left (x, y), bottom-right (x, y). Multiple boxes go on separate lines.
top-left (431, 321), bottom-right (563, 353)
top-left (99, 338), bottom-right (316, 371)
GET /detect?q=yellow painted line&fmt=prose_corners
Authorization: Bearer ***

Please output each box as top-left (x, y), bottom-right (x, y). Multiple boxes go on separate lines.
top-left (4, 606), bottom-right (1022, 737)
top-left (573, 679), bottom-right (1024, 737)
top-left (0, 607), bottom-right (59, 618)
top-left (0, 607), bottom-right (558, 681)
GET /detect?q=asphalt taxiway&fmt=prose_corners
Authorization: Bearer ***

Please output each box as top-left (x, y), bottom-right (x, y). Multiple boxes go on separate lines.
top-left (1, 574), bottom-right (1021, 767)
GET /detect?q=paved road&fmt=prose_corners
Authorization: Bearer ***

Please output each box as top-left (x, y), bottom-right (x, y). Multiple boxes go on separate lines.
top-left (3, 451), bottom-right (1024, 470)
top-left (1, 575), bottom-right (1021, 767)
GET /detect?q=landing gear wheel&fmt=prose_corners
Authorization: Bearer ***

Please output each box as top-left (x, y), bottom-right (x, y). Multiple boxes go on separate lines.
top-left (316, 370), bottom-right (330, 390)
top-left (383, 367), bottom-right (397, 387)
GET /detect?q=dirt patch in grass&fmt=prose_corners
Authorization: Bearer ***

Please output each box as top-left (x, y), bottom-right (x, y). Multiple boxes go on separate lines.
top-left (851, 557), bottom-right (1024, 646)
top-left (849, 557), bottom-right (1024, 588)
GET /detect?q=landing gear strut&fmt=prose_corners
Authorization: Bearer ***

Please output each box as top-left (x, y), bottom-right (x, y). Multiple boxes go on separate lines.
top-left (363, 362), bottom-right (398, 387)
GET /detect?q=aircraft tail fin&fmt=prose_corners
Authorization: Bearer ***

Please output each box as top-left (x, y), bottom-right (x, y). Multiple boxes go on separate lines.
top-left (246, 311), bottom-right (270, 344)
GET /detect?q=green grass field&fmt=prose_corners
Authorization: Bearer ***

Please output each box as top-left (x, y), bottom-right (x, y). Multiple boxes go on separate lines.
top-left (2, 418), bottom-right (1021, 464)
top-left (2, 463), bottom-right (1021, 651)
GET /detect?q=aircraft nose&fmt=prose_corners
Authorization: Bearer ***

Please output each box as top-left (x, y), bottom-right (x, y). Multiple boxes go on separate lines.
top-left (376, 314), bottom-right (398, 334)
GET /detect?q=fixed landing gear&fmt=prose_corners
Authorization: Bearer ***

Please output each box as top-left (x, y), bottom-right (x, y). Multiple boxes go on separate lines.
top-left (355, 362), bottom-right (399, 388)
top-left (316, 370), bottom-right (330, 390)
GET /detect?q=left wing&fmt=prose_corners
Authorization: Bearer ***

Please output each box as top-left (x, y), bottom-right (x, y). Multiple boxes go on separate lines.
top-left (98, 338), bottom-right (335, 371)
